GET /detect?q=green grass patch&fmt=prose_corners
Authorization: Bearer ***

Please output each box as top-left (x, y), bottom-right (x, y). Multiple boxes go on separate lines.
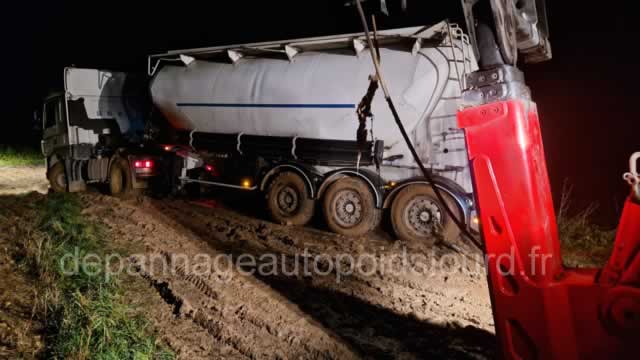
top-left (557, 185), bottom-right (616, 268)
top-left (0, 145), bottom-right (43, 167)
top-left (19, 193), bottom-right (174, 359)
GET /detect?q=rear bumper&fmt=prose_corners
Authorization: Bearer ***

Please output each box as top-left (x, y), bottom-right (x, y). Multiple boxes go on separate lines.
top-left (133, 167), bottom-right (157, 178)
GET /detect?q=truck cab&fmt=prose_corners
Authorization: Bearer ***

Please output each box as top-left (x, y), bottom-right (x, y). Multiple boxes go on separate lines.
top-left (42, 92), bottom-right (67, 159)
top-left (41, 67), bottom-right (159, 194)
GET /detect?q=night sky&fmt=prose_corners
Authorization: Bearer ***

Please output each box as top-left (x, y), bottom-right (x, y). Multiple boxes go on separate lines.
top-left (4, 1), bottom-right (638, 226)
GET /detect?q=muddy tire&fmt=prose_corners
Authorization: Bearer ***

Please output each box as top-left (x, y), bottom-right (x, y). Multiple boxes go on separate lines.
top-left (266, 172), bottom-right (315, 226)
top-left (391, 184), bottom-right (462, 243)
top-left (322, 177), bottom-right (381, 237)
top-left (109, 158), bottom-right (132, 196)
top-left (47, 162), bottom-right (67, 193)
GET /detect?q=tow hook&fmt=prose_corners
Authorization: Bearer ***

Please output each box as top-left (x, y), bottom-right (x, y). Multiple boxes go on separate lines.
top-left (624, 152), bottom-right (640, 203)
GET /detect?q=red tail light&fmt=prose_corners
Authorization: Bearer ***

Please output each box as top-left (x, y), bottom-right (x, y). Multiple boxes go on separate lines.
top-left (134, 160), bottom-right (154, 169)
top-left (204, 164), bottom-right (218, 176)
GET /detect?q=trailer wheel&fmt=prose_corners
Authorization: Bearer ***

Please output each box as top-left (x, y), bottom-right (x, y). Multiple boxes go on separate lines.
top-left (391, 184), bottom-right (461, 243)
top-left (47, 162), bottom-right (67, 193)
top-left (323, 177), bottom-right (380, 237)
top-left (109, 158), bottom-right (132, 196)
top-left (266, 172), bottom-right (315, 226)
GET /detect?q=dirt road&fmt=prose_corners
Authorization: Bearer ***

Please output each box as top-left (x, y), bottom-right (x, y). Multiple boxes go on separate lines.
top-left (0, 165), bottom-right (495, 358)
top-left (0, 166), bottom-right (48, 195)
top-left (83, 193), bottom-right (495, 359)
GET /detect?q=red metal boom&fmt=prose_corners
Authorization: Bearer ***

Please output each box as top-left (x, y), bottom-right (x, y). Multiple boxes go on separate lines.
top-left (458, 92), bottom-right (639, 358)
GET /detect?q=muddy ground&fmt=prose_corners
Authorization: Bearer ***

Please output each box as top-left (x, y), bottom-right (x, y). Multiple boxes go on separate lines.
top-left (0, 166), bottom-right (48, 195)
top-left (0, 166), bottom-right (495, 359)
top-left (0, 197), bottom-right (45, 358)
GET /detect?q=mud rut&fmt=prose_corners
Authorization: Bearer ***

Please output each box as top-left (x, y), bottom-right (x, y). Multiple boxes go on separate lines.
top-left (83, 193), bottom-right (495, 359)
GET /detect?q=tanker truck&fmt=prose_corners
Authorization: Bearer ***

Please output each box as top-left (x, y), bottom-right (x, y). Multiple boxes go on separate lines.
top-left (41, 68), bottom-right (163, 195)
top-left (42, 21), bottom-right (479, 241)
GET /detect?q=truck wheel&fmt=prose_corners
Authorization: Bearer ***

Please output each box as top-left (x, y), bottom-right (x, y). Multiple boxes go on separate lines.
top-left (266, 172), bottom-right (315, 225)
top-left (47, 162), bottom-right (67, 193)
top-left (390, 184), bottom-right (462, 243)
top-left (109, 158), bottom-right (132, 196)
top-left (322, 177), bottom-right (381, 237)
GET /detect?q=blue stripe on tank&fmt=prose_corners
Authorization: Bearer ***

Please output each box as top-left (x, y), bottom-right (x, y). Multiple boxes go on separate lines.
top-left (176, 103), bottom-right (356, 109)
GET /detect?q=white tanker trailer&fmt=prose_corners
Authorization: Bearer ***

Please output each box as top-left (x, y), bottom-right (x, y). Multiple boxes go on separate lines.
top-left (41, 22), bottom-right (478, 242)
top-left (147, 21), bottom-right (479, 240)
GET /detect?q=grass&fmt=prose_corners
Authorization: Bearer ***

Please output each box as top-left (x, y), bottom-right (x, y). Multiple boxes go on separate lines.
top-left (556, 183), bottom-right (616, 268)
top-left (17, 193), bottom-right (174, 359)
top-left (0, 145), bottom-right (43, 167)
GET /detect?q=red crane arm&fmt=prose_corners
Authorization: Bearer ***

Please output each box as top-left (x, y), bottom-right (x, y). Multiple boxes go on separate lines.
top-left (457, 66), bottom-right (639, 359)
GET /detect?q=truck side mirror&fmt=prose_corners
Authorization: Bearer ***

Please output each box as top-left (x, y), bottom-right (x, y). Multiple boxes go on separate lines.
top-left (33, 109), bottom-right (42, 130)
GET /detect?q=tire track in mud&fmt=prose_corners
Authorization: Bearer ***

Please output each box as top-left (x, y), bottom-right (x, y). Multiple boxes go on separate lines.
top-left (157, 200), bottom-right (491, 325)
top-left (132, 249), bottom-right (357, 360)
top-left (148, 199), bottom-right (496, 359)
top-left (134, 262), bottom-right (250, 359)
top-left (85, 194), bottom-right (360, 360)
top-left (143, 250), bottom-right (330, 358)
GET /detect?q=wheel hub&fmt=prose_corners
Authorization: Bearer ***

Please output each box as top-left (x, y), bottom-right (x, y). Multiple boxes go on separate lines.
top-left (56, 173), bottom-right (66, 188)
top-left (419, 211), bottom-right (431, 223)
top-left (277, 186), bottom-right (299, 214)
top-left (334, 190), bottom-right (363, 228)
top-left (345, 203), bottom-right (355, 214)
top-left (405, 196), bottom-right (443, 236)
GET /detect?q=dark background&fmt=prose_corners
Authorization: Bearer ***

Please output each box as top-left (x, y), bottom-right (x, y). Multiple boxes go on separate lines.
top-left (3, 1), bottom-right (638, 226)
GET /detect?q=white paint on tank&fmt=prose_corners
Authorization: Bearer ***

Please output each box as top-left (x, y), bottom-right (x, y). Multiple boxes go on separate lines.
top-left (151, 33), bottom-right (477, 192)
